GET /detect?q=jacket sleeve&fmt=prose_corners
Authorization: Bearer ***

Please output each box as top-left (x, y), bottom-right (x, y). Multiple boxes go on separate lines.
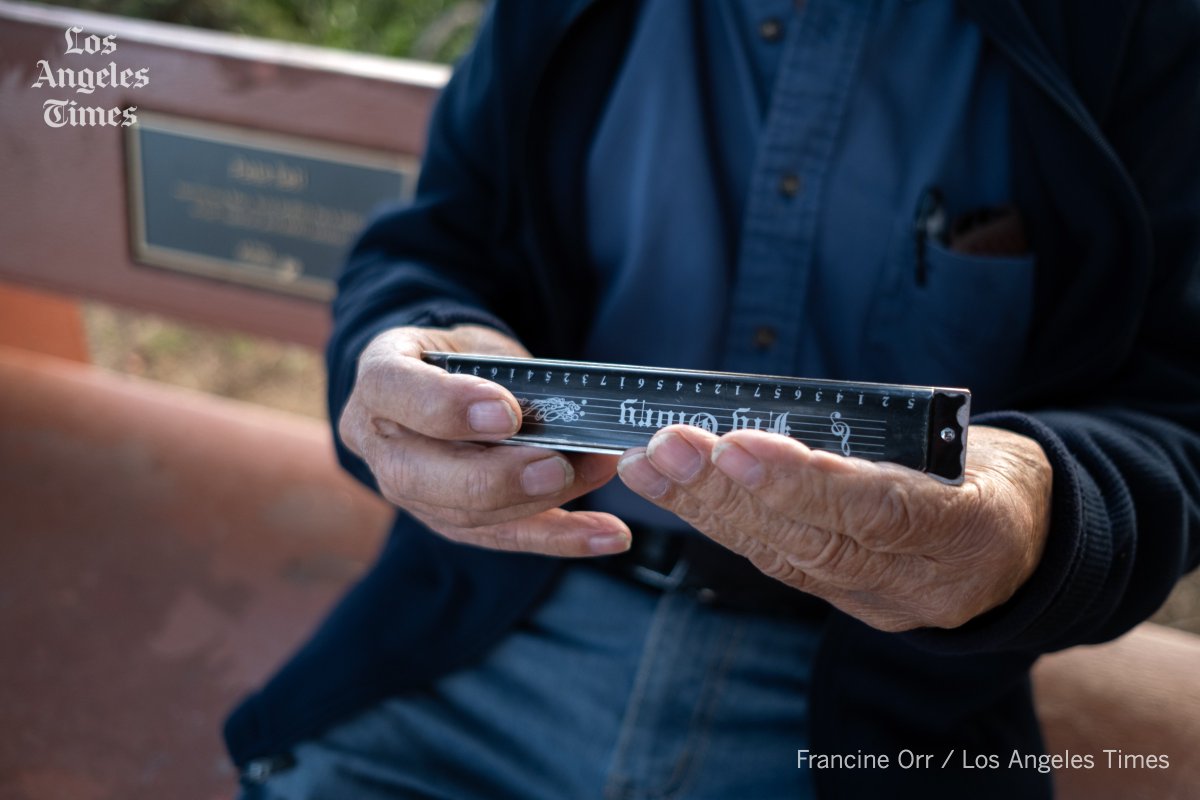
top-left (324, 7), bottom-right (526, 491)
top-left (909, 0), bottom-right (1200, 654)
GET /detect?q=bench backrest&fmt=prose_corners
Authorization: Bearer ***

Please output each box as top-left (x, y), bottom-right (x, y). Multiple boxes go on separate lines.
top-left (0, 1), bottom-right (445, 347)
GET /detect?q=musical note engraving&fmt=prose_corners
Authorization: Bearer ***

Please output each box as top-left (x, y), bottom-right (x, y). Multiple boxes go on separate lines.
top-left (830, 412), bottom-right (852, 456)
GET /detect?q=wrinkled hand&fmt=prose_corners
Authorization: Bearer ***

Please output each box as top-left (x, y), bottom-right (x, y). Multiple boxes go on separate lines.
top-left (338, 324), bottom-right (629, 556)
top-left (617, 424), bottom-right (1052, 631)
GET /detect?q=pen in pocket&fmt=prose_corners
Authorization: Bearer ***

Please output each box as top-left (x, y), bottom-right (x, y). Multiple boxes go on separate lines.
top-left (913, 186), bottom-right (946, 287)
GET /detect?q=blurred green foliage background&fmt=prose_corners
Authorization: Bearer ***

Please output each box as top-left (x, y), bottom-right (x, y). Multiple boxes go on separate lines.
top-left (35, 0), bottom-right (483, 62)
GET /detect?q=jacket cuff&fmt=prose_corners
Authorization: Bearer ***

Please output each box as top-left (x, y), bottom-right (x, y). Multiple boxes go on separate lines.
top-left (901, 410), bottom-right (1113, 655)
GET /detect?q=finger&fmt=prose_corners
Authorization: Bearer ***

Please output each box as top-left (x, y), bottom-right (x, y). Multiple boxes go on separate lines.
top-left (708, 429), bottom-right (963, 552)
top-left (703, 432), bottom-right (1021, 626)
top-left (420, 506), bottom-right (632, 558)
top-left (617, 427), bottom-right (900, 591)
top-left (399, 454), bottom-right (619, 531)
top-left (611, 431), bottom-right (793, 568)
top-left (617, 428), bottom-right (977, 631)
top-left (336, 390), bottom-right (376, 460)
top-left (366, 427), bottom-right (618, 525)
top-left (355, 327), bottom-right (529, 442)
top-left (618, 437), bottom-right (866, 609)
top-left (616, 430), bottom-right (762, 548)
top-left (359, 355), bottom-right (523, 442)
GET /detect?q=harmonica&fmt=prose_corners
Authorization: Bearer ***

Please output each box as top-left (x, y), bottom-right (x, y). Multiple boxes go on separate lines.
top-left (423, 353), bottom-right (970, 484)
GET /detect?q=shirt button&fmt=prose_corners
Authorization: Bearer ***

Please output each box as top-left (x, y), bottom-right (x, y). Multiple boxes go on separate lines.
top-left (759, 18), bottom-right (784, 42)
top-left (778, 173), bottom-right (802, 197)
top-left (753, 326), bottom-right (778, 350)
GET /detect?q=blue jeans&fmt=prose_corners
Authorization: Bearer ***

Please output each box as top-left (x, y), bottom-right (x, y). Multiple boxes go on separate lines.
top-left (241, 565), bottom-right (820, 799)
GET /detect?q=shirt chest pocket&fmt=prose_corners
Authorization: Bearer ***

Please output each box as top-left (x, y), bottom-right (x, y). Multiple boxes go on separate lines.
top-left (866, 218), bottom-right (1036, 410)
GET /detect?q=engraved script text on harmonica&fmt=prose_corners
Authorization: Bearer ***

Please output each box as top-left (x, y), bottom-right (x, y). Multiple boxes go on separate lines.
top-left (523, 397), bottom-right (853, 456)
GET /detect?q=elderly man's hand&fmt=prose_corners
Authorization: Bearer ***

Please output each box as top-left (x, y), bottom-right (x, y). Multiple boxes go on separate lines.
top-left (337, 324), bottom-right (629, 557)
top-left (617, 424), bottom-right (1052, 631)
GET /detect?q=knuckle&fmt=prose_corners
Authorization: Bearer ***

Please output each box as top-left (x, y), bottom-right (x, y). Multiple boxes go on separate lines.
top-left (373, 442), bottom-right (426, 504)
top-left (689, 480), bottom-right (766, 535)
top-left (485, 522), bottom-right (528, 551)
top-left (376, 482), bottom-right (404, 508)
top-left (861, 482), bottom-right (917, 544)
top-left (441, 504), bottom-right (488, 529)
top-left (372, 456), bottom-right (407, 505)
top-left (749, 546), bottom-right (814, 593)
top-left (460, 465), bottom-right (509, 512)
top-left (923, 602), bottom-right (970, 630)
top-left (807, 533), bottom-right (860, 574)
top-left (355, 351), bottom-right (388, 397)
top-left (880, 482), bottom-right (917, 529)
top-left (755, 548), bottom-right (799, 582)
top-left (374, 364), bottom-right (410, 411)
top-left (907, 581), bottom-right (973, 629)
top-left (511, 523), bottom-right (548, 554)
top-left (710, 479), bottom-right (752, 519)
top-left (668, 490), bottom-right (703, 523)
top-left (337, 401), bottom-right (364, 453)
top-left (870, 614), bottom-right (918, 634)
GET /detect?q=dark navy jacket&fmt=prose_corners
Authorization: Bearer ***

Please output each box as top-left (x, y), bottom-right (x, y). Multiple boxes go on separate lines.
top-left (226, 1), bottom-right (1200, 796)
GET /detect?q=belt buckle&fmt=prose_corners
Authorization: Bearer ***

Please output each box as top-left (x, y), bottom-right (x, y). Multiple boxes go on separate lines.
top-left (241, 754), bottom-right (296, 784)
top-left (630, 556), bottom-right (689, 592)
top-left (631, 556), bottom-right (720, 605)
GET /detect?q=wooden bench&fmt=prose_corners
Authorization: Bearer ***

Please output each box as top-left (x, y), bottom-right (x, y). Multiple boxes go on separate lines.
top-left (0, 344), bottom-right (387, 799)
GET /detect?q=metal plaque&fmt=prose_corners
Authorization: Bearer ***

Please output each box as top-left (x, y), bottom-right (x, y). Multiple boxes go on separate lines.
top-left (424, 353), bottom-right (971, 484)
top-left (126, 110), bottom-right (418, 300)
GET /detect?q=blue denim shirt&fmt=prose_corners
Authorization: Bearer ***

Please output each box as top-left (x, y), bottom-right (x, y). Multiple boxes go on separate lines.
top-left (583, 0), bottom-right (1017, 525)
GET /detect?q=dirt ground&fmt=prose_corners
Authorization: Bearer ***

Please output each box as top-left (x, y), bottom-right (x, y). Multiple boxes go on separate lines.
top-left (80, 303), bottom-right (1200, 635)
top-left (82, 303), bottom-right (327, 419)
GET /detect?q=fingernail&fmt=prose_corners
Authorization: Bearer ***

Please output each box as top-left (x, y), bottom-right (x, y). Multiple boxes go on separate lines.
top-left (713, 442), bottom-right (765, 488)
top-left (587, 531), bottom-right (631, 556)
top-left (468, 400), bottom-right (517, 434)
top-left (617, 451), bottom-right (671, 498)
top-left (647, 431), bottom-right (702, 482)
top-left (521, 456), bottom-right (572, 496)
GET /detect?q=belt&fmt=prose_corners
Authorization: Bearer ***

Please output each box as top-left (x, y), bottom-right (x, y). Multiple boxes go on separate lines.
top-left (593, 525), bottom-right (829, 618)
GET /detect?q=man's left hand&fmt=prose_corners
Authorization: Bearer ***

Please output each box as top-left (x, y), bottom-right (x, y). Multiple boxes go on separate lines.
top-left (617, 424), bottom-right (1053, 632)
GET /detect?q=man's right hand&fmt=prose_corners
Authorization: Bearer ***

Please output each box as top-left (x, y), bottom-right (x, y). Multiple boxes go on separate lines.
top-left (337, 324), bottom-right (631, 557)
